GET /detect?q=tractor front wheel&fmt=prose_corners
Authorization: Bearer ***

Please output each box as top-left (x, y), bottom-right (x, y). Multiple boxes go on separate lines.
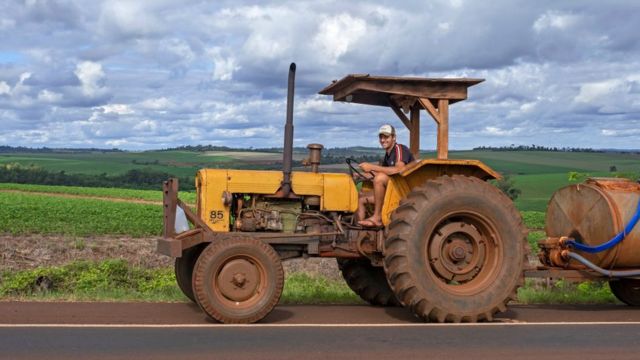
top-left (384, 175), bottom-right (526, 322)
top-left (193, 238), bottom-right (284, 324)
top-left (174, 244), bottom-right (206, 303)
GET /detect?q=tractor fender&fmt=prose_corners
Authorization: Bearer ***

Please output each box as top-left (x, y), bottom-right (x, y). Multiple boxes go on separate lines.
top-left (400, 158), bottom-right (500, 184)
top-left (381, 159), bottom-right (501, 226)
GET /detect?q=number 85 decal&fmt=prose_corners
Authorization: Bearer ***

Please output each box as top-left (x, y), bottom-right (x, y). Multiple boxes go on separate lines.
top-left (209, 210), bottom-right (224, 223)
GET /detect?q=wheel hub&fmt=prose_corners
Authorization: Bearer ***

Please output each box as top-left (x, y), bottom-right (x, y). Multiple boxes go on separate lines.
top-left (217, 258), bottom-right (260, 302)
top-left (429, 221), bottom-right (486, 283)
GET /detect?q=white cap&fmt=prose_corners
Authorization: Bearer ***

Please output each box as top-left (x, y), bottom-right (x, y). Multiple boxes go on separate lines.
top-left (378, 124), bottom-right (395, 136)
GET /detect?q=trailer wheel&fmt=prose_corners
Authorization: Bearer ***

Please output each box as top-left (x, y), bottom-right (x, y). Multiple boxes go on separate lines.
top-left (193, 238), bottom-right (284, 324)
top-left (384, 175), bottom-right (526, 322)
top-left (609, 279), bottom-right (640, 306)
top-left (337, 258), bottom-right (400, 307)
top-left (174, 244), bottom-right (206, 303)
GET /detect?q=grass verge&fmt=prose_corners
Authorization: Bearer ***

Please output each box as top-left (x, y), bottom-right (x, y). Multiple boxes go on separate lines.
top-left (0, 260), bottom-right (621, 306)
top-left (517, 279), bottom-right (617, 305)
top-left (0, 260), bottom-right (361, 304)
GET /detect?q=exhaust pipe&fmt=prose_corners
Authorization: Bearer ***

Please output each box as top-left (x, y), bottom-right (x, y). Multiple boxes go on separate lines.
top-left (281, 62), bottom-right (296, 196)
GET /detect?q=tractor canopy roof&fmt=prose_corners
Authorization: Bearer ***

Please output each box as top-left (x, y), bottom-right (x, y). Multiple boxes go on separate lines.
top-left (318, 74), bottom-right (484, 160)
top-left (318, 74), bottom-right (484, 109)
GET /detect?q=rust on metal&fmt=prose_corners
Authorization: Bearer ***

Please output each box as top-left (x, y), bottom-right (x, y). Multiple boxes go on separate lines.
top-left (304, 143), bottom-right (323, 173)
top-left (162, 179), bottom-right (178, 239)
top-left (544, 182), bottom-right (621, 268)
top-left (543, 179), bottom-right (640, 269)
top-left (588, 177), bottom-right (640, 192)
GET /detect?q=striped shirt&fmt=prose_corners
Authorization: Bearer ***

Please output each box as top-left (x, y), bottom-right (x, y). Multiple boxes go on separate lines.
top-left (382, 143), bottom-right (414, 167)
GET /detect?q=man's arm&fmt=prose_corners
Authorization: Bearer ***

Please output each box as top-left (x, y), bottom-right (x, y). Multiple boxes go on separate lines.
top-left (359, 161), bottom-right (406, 175)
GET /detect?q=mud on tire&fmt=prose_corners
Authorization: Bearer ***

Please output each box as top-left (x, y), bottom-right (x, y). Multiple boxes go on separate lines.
top-left (337, 258), bottom-right (400, 307)
top-left (174, 243), bottom-right (206, 303)
top-left (384, 175), bottom-right (526, 322)
top-left (193, 237), bottom-right (284, 324)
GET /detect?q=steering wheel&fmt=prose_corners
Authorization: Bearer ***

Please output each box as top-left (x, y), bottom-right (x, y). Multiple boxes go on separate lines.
top-left (346, 158), bottom-right (371, 183)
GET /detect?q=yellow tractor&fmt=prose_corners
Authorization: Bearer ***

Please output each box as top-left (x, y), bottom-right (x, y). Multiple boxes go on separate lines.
top-left (158, 63), bottom-right (527, 323)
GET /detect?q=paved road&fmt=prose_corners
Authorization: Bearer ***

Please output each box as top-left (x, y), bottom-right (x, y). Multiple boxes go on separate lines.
top-left (4, 302), bottom-right (640, 324)
top-left (3, 302), bottom-right (640, 359)
top-left (3, 324), bottom-right (640, 360)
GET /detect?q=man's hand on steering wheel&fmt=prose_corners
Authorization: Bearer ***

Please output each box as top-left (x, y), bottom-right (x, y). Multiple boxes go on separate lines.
top-left (346, 158), bottom-right (373, 182)
top-left (358, 162), bottom-right (375, 173)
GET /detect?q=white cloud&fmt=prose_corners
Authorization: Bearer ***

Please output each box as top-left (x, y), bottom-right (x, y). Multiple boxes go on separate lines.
top-left (533, 11), bottom-right (578, 32)
top-left (106, 139), bottom-right (128, 147)
top-left (574, 79), bottom-right (622, 103)
top-left (212, 126), bottom-right (277, 138)
top-left (133, 119), bottom-right (157, 132)
top-left (244, 33), bottom-right (289, 60)
top-left (74, 61), bottom-right (106, 97)
top-left (139, 97), bottom-right (171, 110)
top-left (98, 1), bottom-right (164, 38)
top-left (601, 128), bottom-right (640, 137)
top-left (482, 126), bottom-right (523, 136)
top-left (208, 47), bottom-right (241, 81)
top-left (37, 89), bottom-right (63, 103)
top-left (0, 81), bottom-right (10, 95)
top-left (313, 14), bottom-right (366, 64)
top-left (295, 96), bottom-right (335, 115)
top-left (437, 22), bottom-right (451, 33)
top-left (0, 18), bottom-right (16, 30)
top-left (12, 72), bottom-right (32, 95)
top-left (102, 104), bottom-right (133, 115)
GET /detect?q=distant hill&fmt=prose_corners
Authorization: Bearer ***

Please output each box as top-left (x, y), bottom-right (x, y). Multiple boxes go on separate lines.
top-left (0, 146), bottom-right (123, 153)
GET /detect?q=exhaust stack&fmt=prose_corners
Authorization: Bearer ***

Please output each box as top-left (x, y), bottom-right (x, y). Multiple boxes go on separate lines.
top-left (281, 62), bottom-right (296, 196)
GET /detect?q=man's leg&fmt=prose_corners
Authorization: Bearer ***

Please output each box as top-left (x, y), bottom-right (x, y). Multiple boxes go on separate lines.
top-left (358, 173), bottom-right (389, 226)
top-left (371, 172), bottom-right (389, 223)
top-left (357, 192), bottom-right (374, 221)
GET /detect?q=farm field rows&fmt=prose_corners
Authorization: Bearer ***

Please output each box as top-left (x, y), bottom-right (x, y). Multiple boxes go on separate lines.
top-left (0, 191), bottom-right (162, 237)
top-left (0, 183), bottom-right (196, 203)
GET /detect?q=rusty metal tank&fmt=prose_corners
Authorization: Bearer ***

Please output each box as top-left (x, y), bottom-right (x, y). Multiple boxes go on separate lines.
top-left (545, 178), bottom-right (640, 268)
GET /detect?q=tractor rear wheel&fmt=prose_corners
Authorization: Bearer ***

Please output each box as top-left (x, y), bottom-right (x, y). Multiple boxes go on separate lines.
top-left (174, 244), bottom-right (206, 303)
top-left (609, 279), bottom-right (640, 306)
top-left (337, 258), bottom-right (400, 306)
top-left (384, 175), bottom-right (526, 322)
top-left (193, 238), bottom-right (284, 324)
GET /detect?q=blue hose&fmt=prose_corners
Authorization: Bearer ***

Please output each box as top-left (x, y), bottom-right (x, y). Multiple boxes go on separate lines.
top-left (565, 198), bottom-right (640, 253)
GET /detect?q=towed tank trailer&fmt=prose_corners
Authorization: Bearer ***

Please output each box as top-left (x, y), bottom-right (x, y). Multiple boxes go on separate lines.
top-left (158, 63), bottom-right (640, 323)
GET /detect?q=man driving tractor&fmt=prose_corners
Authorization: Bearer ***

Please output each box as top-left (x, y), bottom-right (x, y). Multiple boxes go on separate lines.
top-left (357, 124), bottom-right (415, 227)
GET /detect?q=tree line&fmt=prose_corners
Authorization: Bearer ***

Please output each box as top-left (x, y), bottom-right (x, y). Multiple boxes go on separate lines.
top-left (0, 145), bottom-right (123, 153)
top-left (473, 145), bottom-right (604, 152)
top-left (0, 163), bottom-right (195, 191)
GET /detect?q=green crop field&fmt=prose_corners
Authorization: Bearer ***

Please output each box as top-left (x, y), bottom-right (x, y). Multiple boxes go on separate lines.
top-left (0, 183), bottom-right (196, 203)
top-left (0, 191), bottom-right (162, 237)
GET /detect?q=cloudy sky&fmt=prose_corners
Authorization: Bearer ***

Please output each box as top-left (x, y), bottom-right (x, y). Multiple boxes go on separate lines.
top-left (1, 0), bottom-right (639, 150)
